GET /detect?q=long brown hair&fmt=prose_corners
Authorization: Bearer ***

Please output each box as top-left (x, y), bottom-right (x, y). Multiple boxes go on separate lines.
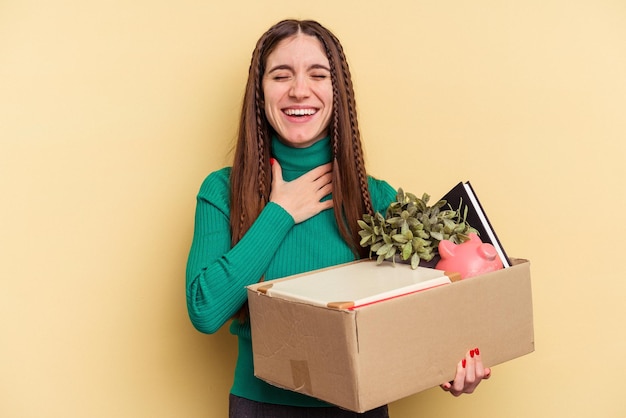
top-left (231, 20), bottom-right (373, 318)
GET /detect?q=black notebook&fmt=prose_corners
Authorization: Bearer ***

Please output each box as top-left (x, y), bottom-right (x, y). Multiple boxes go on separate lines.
top-left (439, 181), bottom-right (511, 268)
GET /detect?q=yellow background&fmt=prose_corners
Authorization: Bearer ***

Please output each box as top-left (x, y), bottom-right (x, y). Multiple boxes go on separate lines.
top-left (2, 1), bottom-right (625, 417)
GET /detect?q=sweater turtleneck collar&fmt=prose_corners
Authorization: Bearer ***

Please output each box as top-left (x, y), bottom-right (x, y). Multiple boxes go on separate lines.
top-left (271, 136), bottom-right (332, 181)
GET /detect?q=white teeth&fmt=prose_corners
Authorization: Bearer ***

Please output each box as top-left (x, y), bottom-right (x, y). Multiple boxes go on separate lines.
top-left (284, 108), bottom-right (316, 116)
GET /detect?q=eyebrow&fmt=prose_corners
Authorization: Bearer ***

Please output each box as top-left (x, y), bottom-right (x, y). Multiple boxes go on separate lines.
top-left (266, 63), bottom-right (331, 73)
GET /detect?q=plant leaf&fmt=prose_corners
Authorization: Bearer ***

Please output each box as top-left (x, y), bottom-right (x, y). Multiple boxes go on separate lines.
top-left (357, 219), bottom-right (371, 230)
top-left (376, 243), bottom-right (393, 255)
top-left (402, 242), bottom-right (413, 260)
top-left (410, 252), bottom-right (420, 269)
top-left (430, 231), bottom-right (444, 241)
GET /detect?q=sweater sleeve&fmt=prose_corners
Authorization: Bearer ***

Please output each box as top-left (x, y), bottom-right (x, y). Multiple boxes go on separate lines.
top-left (185, 169), bottom-right (295, 334)
top-left (367, 175), bottom-right (398, 213)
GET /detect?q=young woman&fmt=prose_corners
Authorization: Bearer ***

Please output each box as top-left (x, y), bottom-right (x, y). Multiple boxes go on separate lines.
top-left (186, 19), bottom-right (490, 418)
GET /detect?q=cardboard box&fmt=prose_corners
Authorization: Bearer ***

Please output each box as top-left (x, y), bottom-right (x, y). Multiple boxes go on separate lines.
top-left (247, 258), bottom-right (534, 412)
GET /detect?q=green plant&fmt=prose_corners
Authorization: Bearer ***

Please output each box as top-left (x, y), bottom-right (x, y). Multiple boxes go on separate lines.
top-left (358, 188), bottom-right (478, 269)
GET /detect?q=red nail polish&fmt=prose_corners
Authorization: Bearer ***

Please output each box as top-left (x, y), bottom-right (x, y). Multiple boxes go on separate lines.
top-left (470, 349), bottom-right (475, 358)
top-left (270, 158), bottom-right (276, 166)
top-left (475, 347), bottom-right (480, 356)
top-left (462, 359), bottom-right (466, 368)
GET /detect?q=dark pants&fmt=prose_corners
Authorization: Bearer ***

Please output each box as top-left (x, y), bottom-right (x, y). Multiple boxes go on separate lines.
top-left (229, 394), bottom-right (390, 418)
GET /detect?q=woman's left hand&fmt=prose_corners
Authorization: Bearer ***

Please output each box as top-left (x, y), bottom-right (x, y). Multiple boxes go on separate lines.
top-left (440, 348), bottom-right (491, 396)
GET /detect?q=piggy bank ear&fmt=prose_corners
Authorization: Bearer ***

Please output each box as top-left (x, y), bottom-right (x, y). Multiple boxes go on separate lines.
top-left (478, 243), bottom-right (498, 261)
top-left (438, 239), bottom-right (457, 259)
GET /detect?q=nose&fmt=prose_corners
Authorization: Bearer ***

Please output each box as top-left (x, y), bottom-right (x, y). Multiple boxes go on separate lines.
top-left (289, 75), bottom-right (311, 100)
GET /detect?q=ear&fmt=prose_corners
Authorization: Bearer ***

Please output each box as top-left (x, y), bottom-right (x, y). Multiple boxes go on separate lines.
top-left (478, 243), bottom-right (498, 261)
top-left (438, 239), bottom-right (457, 259)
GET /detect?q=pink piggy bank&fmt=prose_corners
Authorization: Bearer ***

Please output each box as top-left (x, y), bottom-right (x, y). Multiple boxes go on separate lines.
top-left (435, 233), bottom-right (503, 279)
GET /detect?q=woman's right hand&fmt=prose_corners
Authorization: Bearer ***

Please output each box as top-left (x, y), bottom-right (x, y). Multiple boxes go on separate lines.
top-left (269, 159), bottom-right (334, 224)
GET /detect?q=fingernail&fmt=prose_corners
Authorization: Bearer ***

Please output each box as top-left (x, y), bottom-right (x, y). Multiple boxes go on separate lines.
top-left (270, 158), bottom-right (276, 166)
top-left (475, 347), bottom-right (480, 355)
top-left (462, 359), bottom-right (466, 368)
top-left (470, 349), bottom-right (475, 358)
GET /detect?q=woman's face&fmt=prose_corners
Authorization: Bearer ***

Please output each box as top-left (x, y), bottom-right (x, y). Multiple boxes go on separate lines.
top-left (263, 33), bottom-right (333, 148)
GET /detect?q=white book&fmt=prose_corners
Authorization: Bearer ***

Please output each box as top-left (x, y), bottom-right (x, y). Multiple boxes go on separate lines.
top-left (258, 261), bottom-right (455, 310)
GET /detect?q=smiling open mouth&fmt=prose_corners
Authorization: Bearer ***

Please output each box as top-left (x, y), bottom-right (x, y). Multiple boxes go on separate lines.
top-left (284, 108), bottom-right (317, 116)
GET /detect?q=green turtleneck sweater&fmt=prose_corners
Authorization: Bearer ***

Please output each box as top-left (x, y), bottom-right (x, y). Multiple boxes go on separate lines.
top-left (186, 136), bottom-right (397, 407)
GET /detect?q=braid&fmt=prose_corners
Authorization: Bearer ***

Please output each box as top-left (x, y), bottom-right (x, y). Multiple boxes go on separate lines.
top-left (255, 68), bottom-right (267, 204)
top-left (332, 33), bottom-right (373, 217)
top-left (236, 213), bottom-right (246, 243)
top-left (329, 51), bottom-right (341, 160)
top-left (234, 28), bottom-right (274, 321)
top-left (342, 60), bottom-right (373, 216)
top-left (329, 55), bottom-right (346, 228)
